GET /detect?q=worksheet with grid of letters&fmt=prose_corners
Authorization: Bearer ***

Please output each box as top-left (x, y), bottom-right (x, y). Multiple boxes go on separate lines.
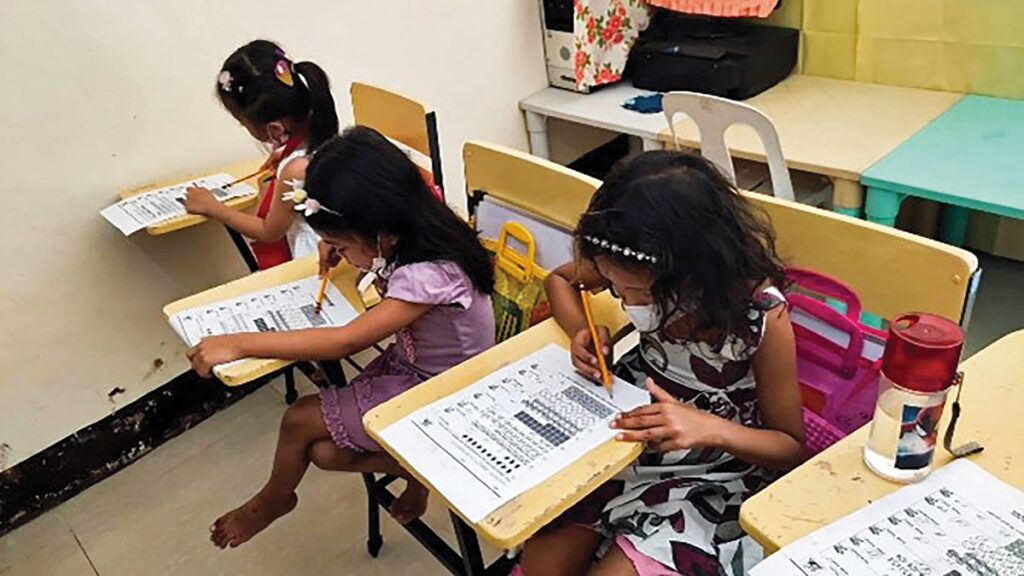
top-left (751, 459), bottom-right (1024, 576)
top-left (380, 343), bottom-right (650, 523)
top-left (101, 173), bottom-right (256, 235)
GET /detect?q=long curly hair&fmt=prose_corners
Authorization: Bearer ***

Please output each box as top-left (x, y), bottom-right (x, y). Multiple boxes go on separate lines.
top-left (576, 150), bottom-right (786, 345)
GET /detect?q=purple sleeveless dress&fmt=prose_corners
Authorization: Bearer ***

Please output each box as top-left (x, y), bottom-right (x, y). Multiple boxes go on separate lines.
top-left (319, 261), bottom-right (494, 452)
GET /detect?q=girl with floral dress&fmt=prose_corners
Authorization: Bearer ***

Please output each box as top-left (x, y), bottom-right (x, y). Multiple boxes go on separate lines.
top-left (521, 151), bottom-right (805, 575)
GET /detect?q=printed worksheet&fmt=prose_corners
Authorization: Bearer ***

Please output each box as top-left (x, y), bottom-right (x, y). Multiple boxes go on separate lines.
top-left (751, 459), bottom-right (1024, 576)
top-left (101, 173), bottom-right (257, 235)
top-left (169, 276), bottom-right (359, 373)
top-left (379, 344), bottom-right (651, 522)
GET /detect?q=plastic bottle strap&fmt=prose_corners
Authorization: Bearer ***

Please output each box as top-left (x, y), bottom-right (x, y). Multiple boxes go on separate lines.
top-left (943, 371), bottom-right (985, 458)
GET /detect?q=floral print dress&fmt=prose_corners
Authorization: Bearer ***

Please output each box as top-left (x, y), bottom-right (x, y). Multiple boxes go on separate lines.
top-left (558, 287), bottom-right (786, 575)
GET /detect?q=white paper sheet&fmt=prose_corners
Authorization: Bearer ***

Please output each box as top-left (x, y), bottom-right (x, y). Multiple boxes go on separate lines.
top-left (751, 459), bottom-right (1024, 576)
top-left (168, 276), bottom-right (359, 375)
top-left (379, 343), bottom-right (651, 522)
top-left (101, 173), bottom-right (257, 235)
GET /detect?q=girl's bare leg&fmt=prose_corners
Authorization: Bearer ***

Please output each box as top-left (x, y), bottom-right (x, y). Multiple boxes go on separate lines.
top-left (211, 395), bottom-right (348, 548)
top-left (308, 439), bottom-right (428, 523)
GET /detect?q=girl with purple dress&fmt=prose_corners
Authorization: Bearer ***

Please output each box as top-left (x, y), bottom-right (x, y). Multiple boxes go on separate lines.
top-left (521, 151), bottom-right (805, 575)
top-left (187, 126), bottom-right (495, 549)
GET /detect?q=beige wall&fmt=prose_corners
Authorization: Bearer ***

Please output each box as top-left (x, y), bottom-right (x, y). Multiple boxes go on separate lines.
top-left (0, 0), bottom-right (547, 469)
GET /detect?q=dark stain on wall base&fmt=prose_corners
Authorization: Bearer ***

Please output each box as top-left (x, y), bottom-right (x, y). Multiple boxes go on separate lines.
top-left (0, 370), bottom-right (279, 536)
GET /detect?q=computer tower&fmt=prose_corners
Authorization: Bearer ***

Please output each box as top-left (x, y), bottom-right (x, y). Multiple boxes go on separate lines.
top-left (538, 0), bottom-right (578, 91)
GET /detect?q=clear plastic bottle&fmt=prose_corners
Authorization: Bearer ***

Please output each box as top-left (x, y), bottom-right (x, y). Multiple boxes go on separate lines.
top-left (862, 314), bottom-right (962, 483)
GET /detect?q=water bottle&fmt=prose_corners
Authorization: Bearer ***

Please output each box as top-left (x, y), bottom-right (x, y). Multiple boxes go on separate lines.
top-left (863, 313), bottom-right (963, 483)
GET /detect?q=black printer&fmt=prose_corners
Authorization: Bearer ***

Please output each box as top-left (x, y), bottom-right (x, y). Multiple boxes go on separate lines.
top-left (629, 11), bottom-right (798, 100)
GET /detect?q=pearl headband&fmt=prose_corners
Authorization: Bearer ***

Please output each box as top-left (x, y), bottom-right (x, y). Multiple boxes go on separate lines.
top-left (583, 235), bottom-right (658, 264)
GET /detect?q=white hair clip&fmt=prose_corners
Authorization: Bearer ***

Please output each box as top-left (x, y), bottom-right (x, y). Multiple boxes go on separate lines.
top-left (218, 70), bottom-right (233, 92)
top-left (584, 235), bottom-right (658, 264)
top-left (283, 184), bottom-right (342, 219)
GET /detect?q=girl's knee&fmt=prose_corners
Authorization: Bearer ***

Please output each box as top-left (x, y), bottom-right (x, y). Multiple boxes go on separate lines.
top-left (280, 395), bottom-right (321, 436)
top-left (308, 440), bottom-right (357, 471)
top-left (521, 527), bottom-right (600, 576)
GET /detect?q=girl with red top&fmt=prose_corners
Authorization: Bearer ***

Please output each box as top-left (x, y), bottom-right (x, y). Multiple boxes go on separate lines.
top-left (184, 40), bottom-right (339, 269)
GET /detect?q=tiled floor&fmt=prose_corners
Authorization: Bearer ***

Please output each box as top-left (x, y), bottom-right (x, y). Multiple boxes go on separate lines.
top-left (0, 348), bottom-right (499, 576)
top-left (2, 257), bottom-right (1021, 575)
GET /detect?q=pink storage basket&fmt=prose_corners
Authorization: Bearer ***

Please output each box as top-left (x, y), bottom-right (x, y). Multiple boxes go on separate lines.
top-left (786, 268), bottom-right (888, 444)
top-left (802, 407), bottom-right (845, 457)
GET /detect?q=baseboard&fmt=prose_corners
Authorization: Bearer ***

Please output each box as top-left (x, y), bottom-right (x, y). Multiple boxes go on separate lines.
top-left (0, 369), bottom-right (279, 536)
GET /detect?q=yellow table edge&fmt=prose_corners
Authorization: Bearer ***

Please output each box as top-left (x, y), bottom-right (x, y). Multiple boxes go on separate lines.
top-left (740, 329), bottom-right (1024, 555)
top-left (119, 158), bottom-right (264, 236)
top-left (162, 255), bottom-right (366, 387)
top-left (363, 294), bottom-right (642, 550)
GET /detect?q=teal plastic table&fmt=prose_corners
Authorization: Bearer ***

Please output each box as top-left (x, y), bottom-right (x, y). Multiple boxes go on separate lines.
top-left (862, 95), bottom-right (1024, 245)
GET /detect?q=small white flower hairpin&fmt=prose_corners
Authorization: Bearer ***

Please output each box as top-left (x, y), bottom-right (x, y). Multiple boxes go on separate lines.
top-left (217, 70), bottom-right (233, 92)
top-left (283, 181), bottom-right (342, 218)
top-left (282, 186), bottom-right (319, 217)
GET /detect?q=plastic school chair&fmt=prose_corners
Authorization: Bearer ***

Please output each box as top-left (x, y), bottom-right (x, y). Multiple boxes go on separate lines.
top-left (662, 91), bottom-right (805, 203)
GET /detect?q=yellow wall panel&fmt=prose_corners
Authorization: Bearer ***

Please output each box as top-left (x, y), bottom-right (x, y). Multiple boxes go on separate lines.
top-left (802, 32), bottom-right (858, 79)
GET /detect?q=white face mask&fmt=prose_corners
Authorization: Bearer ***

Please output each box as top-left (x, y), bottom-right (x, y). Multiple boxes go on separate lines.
top-left (623, 303), bottom-right (661, 333)
top-left (356, 238), bottom-right (391, 293)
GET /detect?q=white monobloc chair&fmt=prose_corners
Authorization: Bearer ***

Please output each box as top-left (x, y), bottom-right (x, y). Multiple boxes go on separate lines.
top-left (663, 91), bottom-right (805, 203)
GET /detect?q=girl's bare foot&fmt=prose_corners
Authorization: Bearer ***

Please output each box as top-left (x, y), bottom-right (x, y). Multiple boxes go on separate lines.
top-left (210, 491), bottom-right (298, 549)
top-left (389, 479), bottom-right (429, 524)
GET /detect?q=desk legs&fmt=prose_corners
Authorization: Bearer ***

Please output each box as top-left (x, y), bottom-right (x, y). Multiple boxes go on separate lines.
top-left (865, 187), bottom-right (905, 228)
top-left (224, 226), bottom-right (259, 273)
top-left (525, 111), bottom-right (550, 160)
top-left (641, 137), bottom-right (663, 152)
top-left (832, 178), bottom-right (865, 218)
top-left (940, 205), bottom-right (971, 246)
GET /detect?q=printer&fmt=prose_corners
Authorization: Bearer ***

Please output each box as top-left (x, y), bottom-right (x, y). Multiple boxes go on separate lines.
top-left (629, 8), bottom-right (798, 99)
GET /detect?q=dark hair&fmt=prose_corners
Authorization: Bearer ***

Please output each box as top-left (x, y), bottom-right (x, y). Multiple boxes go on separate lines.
top-left (577, 150), bottom-right (786, 344)
top-left (217, 40), bottom-right (339, 149)
top-left (305, 126), bottom-right (495, 295)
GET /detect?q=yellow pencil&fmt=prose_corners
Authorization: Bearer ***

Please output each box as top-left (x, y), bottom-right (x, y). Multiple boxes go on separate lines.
top-left (225, 168), bottom-right (272, 189)
top-left (314, 272), bottom-right (331, 314)
top-left (579, 285), bottom-right (613, 399)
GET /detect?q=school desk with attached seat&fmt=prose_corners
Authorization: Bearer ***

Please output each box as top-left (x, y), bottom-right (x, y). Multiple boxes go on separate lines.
top-left (164, 255), bottom-right (410, 564)
top-left (739, 329), bottom-right (1024, 554)
top-left (120, 158), bottom-right (265, 272)
top-left (122, 158), bottom-right (325, 400)
top-left (364, 292), bottom-right (635, 574)
top-left (521, 75), bottom-right (963, 216)
top-left (862, 95), bottom-right (1024, 246)
top-left (162, 255), bottom-right (366, 388)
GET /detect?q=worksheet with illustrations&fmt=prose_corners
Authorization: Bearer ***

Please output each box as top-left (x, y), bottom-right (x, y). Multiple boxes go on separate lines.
top-left (101, 173), bottom-right (257, 235)
top-left (169, 276), bottom-right (359, 373)
top-left (751, 459), bottom-right (1024, 576)
top-left (379, 343), bottom-right (651, 523)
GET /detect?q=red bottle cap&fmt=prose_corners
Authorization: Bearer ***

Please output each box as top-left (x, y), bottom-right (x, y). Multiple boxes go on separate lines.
top-left (882, 313), bottom-right (963, 393)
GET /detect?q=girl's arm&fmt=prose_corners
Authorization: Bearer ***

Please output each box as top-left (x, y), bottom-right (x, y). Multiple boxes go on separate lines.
top-left (545, 260), bottom-right (608, 337)
top-left (546, 260), bottom-right (613, 380)
top-left (614, 307), bottom-right (806, 471)
top-left (187, 296), bottom-right (431, 377)
top-left (185, 158), bottom-right (307, 244)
